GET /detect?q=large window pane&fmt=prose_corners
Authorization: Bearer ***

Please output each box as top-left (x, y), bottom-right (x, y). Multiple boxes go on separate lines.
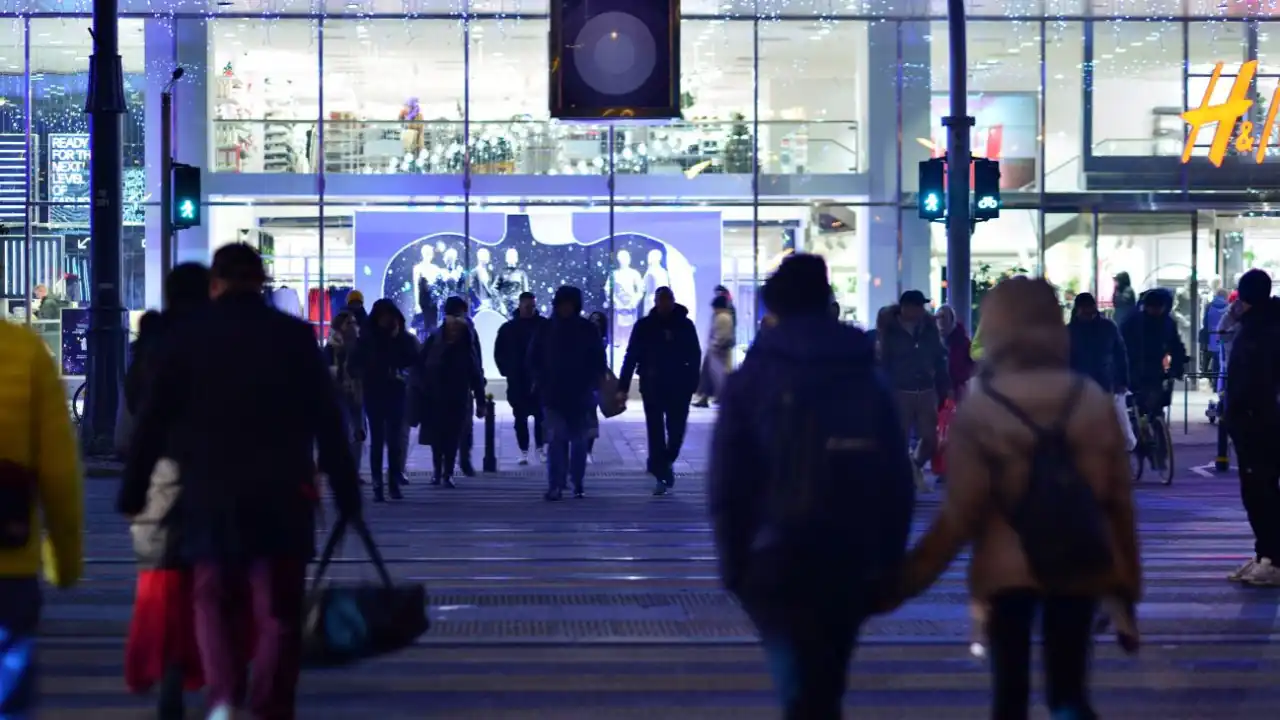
top-left (0, 20), bottom-right (27, 322)
top-left (468, 17), bottom-right (545, 175)
top-left (1091, 21), bottom-right (1183, 158)
top-left (758, 19), bottom-right (862, 175)
top-left (323, 18), bottom-right (463, 175)
top-left (1045, 21), bottom-right (1083, 191)
top-left (211, 19), bottom-right (319, 173)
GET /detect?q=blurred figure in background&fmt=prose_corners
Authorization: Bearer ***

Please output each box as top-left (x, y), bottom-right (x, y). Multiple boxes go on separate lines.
top-left (710, 254), bottom-right (914, 718)
top-left (892, 276), bottom-right (1140, 720)
top-left (1201, 288), bottom-right (1230, 382)
top-left (878, 290), bottom-right (950, 491)
top-left (0, 318), bottom-right (84, 718)
top-left (586, 311), bottom-right (610, 463)
top-left (419, 315), bottom-right (488, 488)
top-left (1112, 272), bottom-right (1138, 327)
top-left (495, 292), bottom-right (547, 465)
top-left (529, 286), bottom-right (608, 501)
top-left (935, 304), bottom-right (975, 402)
top-left (324, 311), bottom-right (365, 480)
top-left (1068, 293), bottom-right (1128, 397)
top-left (125, 263), bottom-right (212, 425)
top-left (1118, 288), bottom-right (1186, 472)
top-left (692, 295), bottom-right (735, 408)
top-left (359, 299), bottom-right (417, 502)
top-left (342, 289), bottom-right (369, 332)
top-left (443, 295), bottom-right (483, 477)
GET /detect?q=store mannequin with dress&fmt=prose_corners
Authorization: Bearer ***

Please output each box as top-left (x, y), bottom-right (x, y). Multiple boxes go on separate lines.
top-left (470, 247), bottom-right (499, 314)
top-left (642, 248), bottom-right (669, 316)
top-left (607, 249), bottom-right (645, 348)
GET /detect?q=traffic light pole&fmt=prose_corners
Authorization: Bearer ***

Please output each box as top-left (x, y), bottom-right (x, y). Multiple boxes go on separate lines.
top-left (944, 0), bottom-right (974, 331)
top-left (160, 88), bottom-right (173, 278)
top-left (84, 0), bottom-right (128, 454)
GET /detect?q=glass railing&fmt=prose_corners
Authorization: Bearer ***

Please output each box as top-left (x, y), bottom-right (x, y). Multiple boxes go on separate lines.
top-left (209, 118), bottom-right (861, 176)
top-left (1091, 138), bottom-right (1187, 157)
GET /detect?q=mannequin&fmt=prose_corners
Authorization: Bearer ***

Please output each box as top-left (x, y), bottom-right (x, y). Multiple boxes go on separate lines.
top-left (606, 249), bottom-right (645, 347)
top-left (441, 247), bottom-right (463, 298)
top-left (494, 247), bottom-right (531, 317)
top-left (641, 248), bottom-right (669, 316)
top-left (399, 96), bottom-right (424, 154)
top-left (469, 247), bottom-right (499, 313)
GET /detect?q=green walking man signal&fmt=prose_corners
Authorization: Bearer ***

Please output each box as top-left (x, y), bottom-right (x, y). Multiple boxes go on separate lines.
top-left (171, 163), bottom-right (202, 230)
top-left (916, 156), bottom-right (1001, 222)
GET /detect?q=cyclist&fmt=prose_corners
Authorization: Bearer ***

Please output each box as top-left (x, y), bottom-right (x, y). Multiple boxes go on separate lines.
top-left (1119, 288), bottom-right (1187, 471)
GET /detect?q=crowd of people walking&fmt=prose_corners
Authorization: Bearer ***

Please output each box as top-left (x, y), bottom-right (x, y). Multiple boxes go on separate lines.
top-left (6, 238), bottom-right (1280, 718)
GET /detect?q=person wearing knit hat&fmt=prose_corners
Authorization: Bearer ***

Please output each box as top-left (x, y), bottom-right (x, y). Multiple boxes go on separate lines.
top-left (1224, 268), bottom-right (1280, 586)
top-left (342, 289), bottom-right (368, 330)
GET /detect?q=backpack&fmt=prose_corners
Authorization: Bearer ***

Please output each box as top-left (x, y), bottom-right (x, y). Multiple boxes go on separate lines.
top-left (983, 376), bottom-right (1114, 591)
top-left (753, 362), bottom-right (914, 591)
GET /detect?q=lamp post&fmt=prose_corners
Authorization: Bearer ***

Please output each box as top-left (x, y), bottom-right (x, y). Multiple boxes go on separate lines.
top-left (160, 67), bottom-right (184, 278)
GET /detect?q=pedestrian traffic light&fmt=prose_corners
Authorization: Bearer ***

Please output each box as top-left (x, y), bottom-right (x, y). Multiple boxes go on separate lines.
top-left (917, 158), bottom-right (946, 221)
top-left (972, 157), bottom-right (1001, 221)
top-left (171, 163), bottom-right (201, 229)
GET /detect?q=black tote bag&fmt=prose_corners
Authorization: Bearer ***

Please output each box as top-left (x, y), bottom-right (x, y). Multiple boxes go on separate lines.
top-left (301, 516), bottom-right (429, 668)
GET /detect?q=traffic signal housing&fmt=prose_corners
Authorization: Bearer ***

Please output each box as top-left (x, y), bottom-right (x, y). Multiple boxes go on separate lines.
top-left (972, 157), bottom-right (1001, 221)
top-left (172, 163), bottom-right (201, 229)
top-left (917, 157), bottom-right (946, 222)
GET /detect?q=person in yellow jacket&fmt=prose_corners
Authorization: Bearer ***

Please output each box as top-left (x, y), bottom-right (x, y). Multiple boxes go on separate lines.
top-left (0, 320), bottom-right (84, 715)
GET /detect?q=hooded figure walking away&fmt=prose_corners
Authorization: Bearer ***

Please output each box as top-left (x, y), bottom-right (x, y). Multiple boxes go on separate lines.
top-left (358, 299), bottom-right (418, 501)
top-left (419, 315), bottom-right (487, 488)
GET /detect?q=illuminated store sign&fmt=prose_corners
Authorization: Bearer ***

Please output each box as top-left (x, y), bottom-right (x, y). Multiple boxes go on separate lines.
top-left (1182, 60), bottom-right (1280, 167)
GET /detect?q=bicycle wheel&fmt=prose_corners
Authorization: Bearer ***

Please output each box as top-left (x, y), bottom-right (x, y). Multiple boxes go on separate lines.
top-left (71, 382), bottom-right (86, 424)
top-left (1158, 417), bottom-right (1175, 485)
top-left (1129, 445), bottom-right (1145, 482)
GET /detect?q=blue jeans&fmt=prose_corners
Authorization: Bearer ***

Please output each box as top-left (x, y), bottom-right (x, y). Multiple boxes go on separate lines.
top-left (755, 609), bottom-right (861, 719)
top-left (546, 437), bottom-right (589, 492)
top-left (0, 577), bottom-right (39, 718)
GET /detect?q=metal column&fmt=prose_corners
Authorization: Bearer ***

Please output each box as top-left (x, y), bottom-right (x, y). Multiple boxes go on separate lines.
top-left (83, 0), bottom-right (128, 453)
top-left (944, 0), bottom-right (973, 329)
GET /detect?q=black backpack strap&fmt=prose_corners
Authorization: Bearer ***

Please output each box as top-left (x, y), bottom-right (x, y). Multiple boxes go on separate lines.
top-left (982, 375), bottom-right (1086, 436)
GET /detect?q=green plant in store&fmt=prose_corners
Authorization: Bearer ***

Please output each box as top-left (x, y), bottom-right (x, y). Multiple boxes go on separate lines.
top-left (722, 112), bottom-right (754, 174)
top-left (970, 263), bottom-right (1028, 327)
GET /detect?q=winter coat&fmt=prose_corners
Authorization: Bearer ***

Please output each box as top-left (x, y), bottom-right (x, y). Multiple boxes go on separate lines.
top-left (617, 304), bottom-right (702, 400)
top-left (878, 306), bottom-right (951, 393)
top-left (1202, 296), bottom-right (1230, 353)
top-left (897, 295), bottom-right (1141, 608)
top-left (1119, 305), bottom-right (1187, 390)
top-left (708, 314), bottom-right (913, 601)
top-left (494, 314), bottom-right (546, 406)
top-left (942, 323), bottom-right (975, 399)
top-left (1112, 273), bottom-right (1137, 327)
top-left (418, 324), bottom-right (486, 446)
top-left (118, 292), bottom-right (362, 563)
top-left (1068, 315), bottom-right (1129, 393)
top-left (1226, 296), bottom-right (1280, 456)
top-left (528, 314), bottom-right (608, 417)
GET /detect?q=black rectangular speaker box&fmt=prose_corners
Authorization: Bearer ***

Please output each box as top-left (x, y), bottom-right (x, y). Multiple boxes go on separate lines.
top-left (549, 0), bottom-right (681, 120)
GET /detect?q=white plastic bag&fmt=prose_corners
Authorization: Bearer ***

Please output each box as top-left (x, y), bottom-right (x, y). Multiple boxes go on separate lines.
top-left (1115, 393), bottom-right (1137, 452)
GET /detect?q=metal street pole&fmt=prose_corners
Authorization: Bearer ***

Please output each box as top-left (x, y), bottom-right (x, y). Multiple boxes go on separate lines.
top-left (160, 68), bottom-right (183, 279)
top-left (944, 0), bottom-right (974, 331)
top-left (83, 0), bottom-right (127, 454)
top-left (160, 89), bottom-right (173, 278)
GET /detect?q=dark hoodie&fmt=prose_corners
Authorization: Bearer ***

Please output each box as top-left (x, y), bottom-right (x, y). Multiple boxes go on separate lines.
top-left (1119, 288), bottom-right (1186, 389)
top-left (1069, 297), bottom-right (1128, 393)
top-left (708, 315), bottom-right (915, 602)
top-left (494, 309), bottom-right (546, 401)
top-left (1226, 296), bottom-right (1280, 450)
top-left (357, 299), bottom-right (419, 398)
top-left (617, 303), bottom-right (702, 400)
top-left (1112, 272), bottom-right (1137, 327)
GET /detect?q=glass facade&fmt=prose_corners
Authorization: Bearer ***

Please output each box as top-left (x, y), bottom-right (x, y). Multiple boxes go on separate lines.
top-left (2, 2), bottom-right (1280, 385)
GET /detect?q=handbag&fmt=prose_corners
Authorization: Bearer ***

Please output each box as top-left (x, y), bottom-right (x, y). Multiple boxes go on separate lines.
top-left (598, 369), bottom-right (625, 419)
top-left (932, 400), bottom-right (956, 475)
top-left (301, 516), bottom-right (429, 668)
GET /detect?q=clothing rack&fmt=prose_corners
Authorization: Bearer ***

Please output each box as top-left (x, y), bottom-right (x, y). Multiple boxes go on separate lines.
top-left (261, 254), bottom-right (355, 341)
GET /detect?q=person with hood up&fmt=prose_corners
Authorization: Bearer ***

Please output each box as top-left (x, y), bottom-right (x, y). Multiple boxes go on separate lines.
top-left (616, 286), bottom-right (703, 494)
top-left (1118, 288), bottom-right (1186, 472)
top-left (709, 254), bottom-right (915, 718)
top-left (494, 292), bottom-right (547, 465)
top-left (419, 315), bottom-right (487, 488)
top-left (528, 286), bottom-right (608, 501)
top-left (1202, 288), bottom-right (1230, 379)
top-left (1111, 271), bottom-right (1138, 327)
top-left (878, 290), bottom-right (950, 491)
top-left (358, 299), bottom-right (418, 501)
top-left (1068, 292), bottom-right (1128, 396)
top-left (890, 276), bottom-right (1140, 720)
top-left (442, 295), bottom-right (483, 477)
top-left (692, 293), bottom-right (736, 408)
top-left (1224, 269), bottom-right (1280, 586)
top-left (935, 304), bottom-right (975, 401)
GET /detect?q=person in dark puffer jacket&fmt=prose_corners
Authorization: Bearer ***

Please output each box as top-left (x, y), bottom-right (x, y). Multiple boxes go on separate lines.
top-left (1068, 292), bottom-right (1129, 395)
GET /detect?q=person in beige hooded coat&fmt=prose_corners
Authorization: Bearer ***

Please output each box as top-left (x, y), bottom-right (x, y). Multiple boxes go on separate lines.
top-left (891, 276), bottom-right (1141, 720)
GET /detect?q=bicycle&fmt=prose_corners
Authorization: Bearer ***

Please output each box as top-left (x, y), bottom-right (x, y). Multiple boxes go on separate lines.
top-left (1126, 382), bottom-right (1174, 485)
top-left (71, 380), bottom-right (87, 424)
